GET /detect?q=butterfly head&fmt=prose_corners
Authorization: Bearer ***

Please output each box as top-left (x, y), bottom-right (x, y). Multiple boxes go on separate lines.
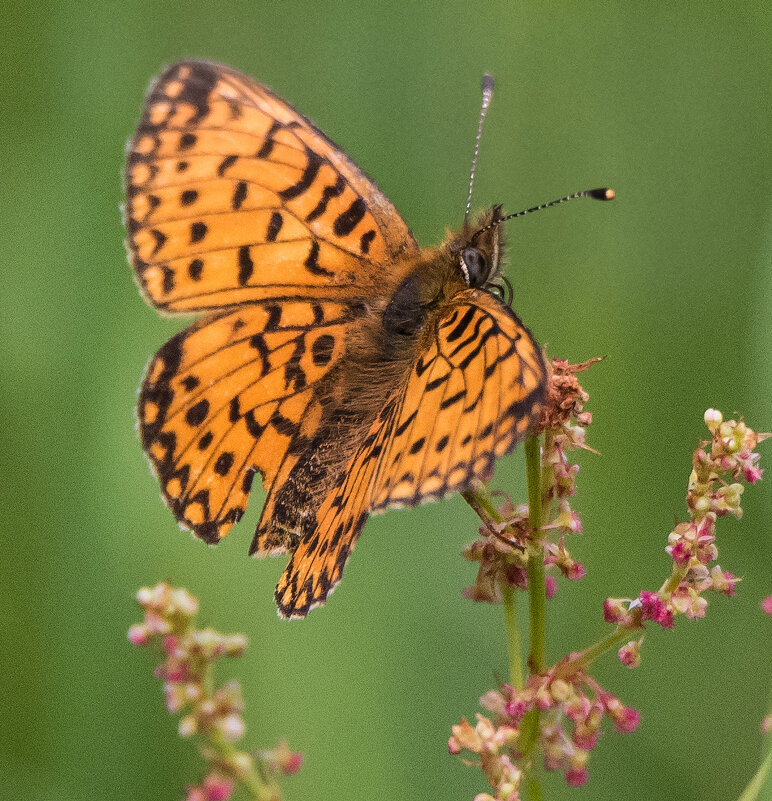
top-left (455, 205), bottom-right (505, 290)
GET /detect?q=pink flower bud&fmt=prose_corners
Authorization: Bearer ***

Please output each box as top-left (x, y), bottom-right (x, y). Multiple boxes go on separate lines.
top-left (762, 595), bottom-right (772, 616)
top-left (618, 640), bottom-right (641, 668)
top-left (280, 752), bottom-right (303, 775)
top-left (565, 561), bottom-right (586, 580)
top-left (603, 598), bottom-right (628, 623)
top-left (572, 727), bottom-right (598, 750)
top-left (127, 624), bottom-right (150, 646)
top-left (744, 465), bottom-right (763, 483)
top-left (565, 768), bottom-right (588, 787)
top-left (614, 706), bottom-right (640, 733)
top-left (202, 773), bottom-right (234, 801)
top-left (710, 566), bottom-right (738, 596)
top-left (639, 591), bottom-right (674, 629)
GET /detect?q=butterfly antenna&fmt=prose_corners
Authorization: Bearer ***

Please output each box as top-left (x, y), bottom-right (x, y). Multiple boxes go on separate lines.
top-left (465, 73), bottom-right (495, 224)
top-left (471, 187), bottom-right (615, 242)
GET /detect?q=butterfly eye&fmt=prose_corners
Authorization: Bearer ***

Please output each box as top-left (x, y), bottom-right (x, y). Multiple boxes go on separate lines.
top-left (460, 247), bottom-right (489, 287)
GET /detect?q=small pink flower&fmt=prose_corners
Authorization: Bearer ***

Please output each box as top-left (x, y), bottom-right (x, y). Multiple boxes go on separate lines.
top-left (618, 640), bottom-right (641, 668)
top-left (127, 624), bottom-right (150, 646)
top-left (671, 586), bottom-right (707, 619)
top-left (761, 595), bottom-right (772, 616)
top-left (639, 591), bottom-right (674, 628)
top-left (666, 539), bottom-right (691, 566)
top-left (565, 768), bottom-right (588, 787)
top-left (710, 566), bottom-right (739, 597)
top-left (545, 576), bottom-right (557, 599)
top-left (614, 706), bottom-right (640, 733)
top-left (280, 752), bottom-right (304, 775)
top-left (744, 465), bottom-right (763, 483)
top-left (217, 713), bottom-right (245, 742)
top-left (504, 699), bottom-right (528, 720)
top-left (202, 773), bottom-right (234, 801)
top-left (603, 598), bottom-right (629, 623)
top-left (565, 561), bottom-right (586, 581)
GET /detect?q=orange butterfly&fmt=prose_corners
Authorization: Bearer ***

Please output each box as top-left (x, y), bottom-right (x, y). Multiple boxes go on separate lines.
top-left (125, 61), bottom-right (605, 617)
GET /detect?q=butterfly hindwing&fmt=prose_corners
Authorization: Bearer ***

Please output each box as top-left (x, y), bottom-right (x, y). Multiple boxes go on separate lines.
top-left (274, 290), bottom-right (546, 617)
top-left (371, 288), bottom-right (546, 508)
top-left (274, 401), bottom-right (396, 618)
top-left (125, 60), bottom-right (419, 313)
top-left (138, 299), bottom-right (351, 543)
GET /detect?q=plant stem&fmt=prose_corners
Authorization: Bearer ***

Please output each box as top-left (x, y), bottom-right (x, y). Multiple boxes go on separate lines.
top-left (201, 663), bottom-right (280, 801)
top-left (518, 435), bottom-right (548, 779)
top-left (736, 746), bottom-right (772, 801)
top-left (501, 583), bottom-right (524, 689)
top-left (461, 484), bottom-right (524, 690)
top-left (462, 484), bottom-right (502, 526)
top-left (557, 625), bottom-right (634, 676)
top-left (524, 769), bottom-right (545, 801)
top-left (525, 434), bottom-right (547, 675)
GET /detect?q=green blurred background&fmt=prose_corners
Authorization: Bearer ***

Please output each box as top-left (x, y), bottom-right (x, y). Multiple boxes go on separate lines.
top-left (2, 1), bottom-right (770, 799)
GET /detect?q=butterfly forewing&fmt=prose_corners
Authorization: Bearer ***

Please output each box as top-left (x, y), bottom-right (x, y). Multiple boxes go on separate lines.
top-left (125, 60), bottom-right (418, 312)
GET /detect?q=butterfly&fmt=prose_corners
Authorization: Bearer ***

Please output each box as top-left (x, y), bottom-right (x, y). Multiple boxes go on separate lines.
top-left (125, 60), bottom-right (554, 618)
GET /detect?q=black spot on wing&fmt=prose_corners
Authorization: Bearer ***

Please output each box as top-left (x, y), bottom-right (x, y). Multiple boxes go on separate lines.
top-left (238, 245), bottom-right (254, 285)
top-left (279, 148), bottom-right (323, 201)
top-left (333, 197), bottom-right (366, 237)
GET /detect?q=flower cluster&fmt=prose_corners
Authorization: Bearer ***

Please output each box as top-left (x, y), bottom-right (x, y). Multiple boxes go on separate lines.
top-left (129, 583), bottom-right (301, 801)
top-left (455, 368), bottom-right (769, 800)
top-left (603, 411), bottom-right (767, 656)
top-left (461, 359), bottom-right (596, 603)
top-left (449, 665), bottom-right (639, 795)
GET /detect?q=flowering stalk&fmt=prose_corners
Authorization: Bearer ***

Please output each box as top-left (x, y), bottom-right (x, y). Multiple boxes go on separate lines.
top-left (128, 583), bottom-right (302, 801)
top-left (453, 357), bottom-right (769, 801)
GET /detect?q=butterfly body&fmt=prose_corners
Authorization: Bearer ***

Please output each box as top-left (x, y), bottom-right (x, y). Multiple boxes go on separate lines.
top-left (126, 61), bottom-right (546, 617)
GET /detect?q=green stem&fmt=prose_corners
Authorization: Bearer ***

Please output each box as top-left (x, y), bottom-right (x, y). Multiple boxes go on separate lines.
top-left (201, 663), bottom-right (281, 801)
top-left (736, 747), bottom-right (772, 801)
top-left (501, 583), bottom-right (524, 689)
top-left (207, 731), bottom-right (280, 801)
top-left (525, 435), bottom-right (547, 675)
top-left (558, 624), bottom-right (635, 676)
top-left (518, 435), bottom-right (548, 769)
top-left (462, 483), bottom-right (503, 526)
top-left (524, 768), bottom-right (545, 801)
